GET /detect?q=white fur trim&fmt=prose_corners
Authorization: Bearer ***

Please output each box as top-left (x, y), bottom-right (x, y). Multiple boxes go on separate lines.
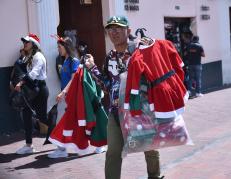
top-left (180, 62), bottom-right (184, 67)
top-left (29, 37), bottom-right (40, 48)
top-left (85, 130), bottom-right (91, 135)
top-left (155, 107), bottom-right (185, 118)
top-left (48, 137), bottom-right (90, 155)
top-left (150, 103), bottom-right (154, 111)
top-left (63, 130), bottom-right (73, 136)
top-left (22, 36), bottom-right (40, 48)
top-left (23, 36), bottom-right (30, 41)
top-left (124, 103), bottom-right (129, 109)
top-left (131, 89), bottom-right (139, 95)
top-left (78, 120), bottom-right (86, 126)
top-left (79, 64), bottom-right (83, 68)
top-left (21, 35), bottom-right (40, 48)
top-left (184, 92), bottom-right (189, 103)
top-left (101, 91), bottom-right (104, 98)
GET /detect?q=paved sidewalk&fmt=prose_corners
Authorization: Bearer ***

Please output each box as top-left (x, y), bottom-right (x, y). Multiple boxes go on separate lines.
top-left (1, 88), bottom-right (231, 179)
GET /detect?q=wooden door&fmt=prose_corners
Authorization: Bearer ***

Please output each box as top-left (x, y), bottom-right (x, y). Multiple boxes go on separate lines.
top-left (58, 0), bottom-right (106, 68)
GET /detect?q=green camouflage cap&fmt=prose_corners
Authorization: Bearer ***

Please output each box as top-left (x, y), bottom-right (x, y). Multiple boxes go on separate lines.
top-left (105, 16), bottom-right (129, 28)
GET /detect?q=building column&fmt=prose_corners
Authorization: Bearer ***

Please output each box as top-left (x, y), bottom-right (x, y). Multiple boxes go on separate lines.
top-left (27, 0), bottom-right (60, 108)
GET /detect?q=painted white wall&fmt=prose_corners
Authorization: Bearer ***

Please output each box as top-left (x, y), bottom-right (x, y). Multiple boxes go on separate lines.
top-left (105, 0), bottom-right (231, 84)
top-left (0, 0), bottom-right (29, 67)
top-left (101, 0), bottom-right (113, 53)
top-left (196, 0), bottom-right (222, 63)
top-left (34, 0), bottom-right (63, 113)
top-left (126, 0), bottom-right (196, 42)
top-left (194, 0), bottom-right (231, 83)
top-left (217, 1), bottom-right (231, 84)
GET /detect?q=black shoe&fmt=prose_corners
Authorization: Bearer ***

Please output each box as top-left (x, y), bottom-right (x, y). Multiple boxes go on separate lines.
top-left (148, 176), bottom-right (165, 179)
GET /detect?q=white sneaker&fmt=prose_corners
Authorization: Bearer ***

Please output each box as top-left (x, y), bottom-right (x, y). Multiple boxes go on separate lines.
top-left (196, 93), bottom-right (204, 97)
top-left (47, 148), bottom-right (68, 158)
top-left (16, 145), bottom-right (36, 155)
top-left (94, 146), bottom-right (107, 154)
top-left (187, 90), bottom-right (192, 96)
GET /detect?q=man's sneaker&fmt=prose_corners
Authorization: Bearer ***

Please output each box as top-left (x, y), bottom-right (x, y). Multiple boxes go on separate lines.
top-left (16, 145), bottom-right (36, 155)
top-left (196, 93), bottom-right (204, 97)
top-left (94, 146), bottom-right (107, 154)
top-left (47, 148), bottom-right (68, 158)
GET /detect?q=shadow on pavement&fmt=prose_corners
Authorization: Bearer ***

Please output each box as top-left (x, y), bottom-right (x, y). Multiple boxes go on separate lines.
top-left (203, 84), bottom-right (231, 94)
top-left (14, 152), bottom-right (98, 170)
top-left (0, 149), bottom-right (54, 163)
top-left (0, 131), bottom-right (46, 147)
top-left (0, 132), bottom-right (25, 147)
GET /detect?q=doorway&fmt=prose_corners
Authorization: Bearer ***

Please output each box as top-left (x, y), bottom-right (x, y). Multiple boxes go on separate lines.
top-left (164, 17), bottom-right (193, 57)
top-left (58, 0), bottom-right (106, 67)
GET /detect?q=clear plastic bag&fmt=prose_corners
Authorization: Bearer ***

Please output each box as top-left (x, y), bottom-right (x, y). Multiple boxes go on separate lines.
top-left (119, 72), bottom-right (193, 157)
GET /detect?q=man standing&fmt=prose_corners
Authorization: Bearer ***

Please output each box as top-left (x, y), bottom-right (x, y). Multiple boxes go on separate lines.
top-left (187, 35), bottom-right (205, 97)
top-left (85, 16), bottom-right (164, 179)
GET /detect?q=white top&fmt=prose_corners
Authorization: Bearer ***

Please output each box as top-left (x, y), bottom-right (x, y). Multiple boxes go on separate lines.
top-left (27, 52), bottom-right (47, 80)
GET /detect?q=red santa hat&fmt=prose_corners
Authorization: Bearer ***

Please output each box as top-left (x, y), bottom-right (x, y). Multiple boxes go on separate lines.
top-left (21, 33), bottom-right (40, 48)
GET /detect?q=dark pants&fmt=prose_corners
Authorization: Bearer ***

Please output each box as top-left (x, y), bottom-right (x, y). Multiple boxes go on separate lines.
top-left (188, 64), bottom-right (202, 93)
top-left (23, 84), bottom-right (49, 144)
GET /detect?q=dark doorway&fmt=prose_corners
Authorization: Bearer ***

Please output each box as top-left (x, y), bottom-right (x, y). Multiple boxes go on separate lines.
top-left (58, 0), bottom-right (106, 68)
top-left (164, 17), bottom-right (192, 57)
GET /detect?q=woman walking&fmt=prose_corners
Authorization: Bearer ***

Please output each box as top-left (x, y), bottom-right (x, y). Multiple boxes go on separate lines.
top-left (15, 33), bottom-right (49, 154)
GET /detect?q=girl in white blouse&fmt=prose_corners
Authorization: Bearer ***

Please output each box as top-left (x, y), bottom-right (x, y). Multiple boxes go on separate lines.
top-left (15, 34), bottom-right (49, 155)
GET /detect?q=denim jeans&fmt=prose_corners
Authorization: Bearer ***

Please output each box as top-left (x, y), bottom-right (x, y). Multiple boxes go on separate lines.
top-left (188, 64), bottom-right (202, 93)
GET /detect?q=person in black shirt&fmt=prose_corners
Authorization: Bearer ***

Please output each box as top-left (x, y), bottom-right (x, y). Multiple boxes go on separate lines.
top-left (186, 35), bottom-right (205, 97)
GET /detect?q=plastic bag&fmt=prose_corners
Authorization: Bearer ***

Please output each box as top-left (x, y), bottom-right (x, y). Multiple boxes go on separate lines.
top-left (118, 72), bottom-right (193, 157)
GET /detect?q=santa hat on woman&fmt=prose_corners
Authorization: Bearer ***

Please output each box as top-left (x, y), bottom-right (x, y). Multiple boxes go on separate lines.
top-left (21, 33), bottom-right (40, 48)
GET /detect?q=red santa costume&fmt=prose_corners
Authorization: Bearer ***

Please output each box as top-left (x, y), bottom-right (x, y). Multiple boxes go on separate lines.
top-left (124, 39), bottom-right (188, 118)
top-left (49, 66), bottom-right (90, 155)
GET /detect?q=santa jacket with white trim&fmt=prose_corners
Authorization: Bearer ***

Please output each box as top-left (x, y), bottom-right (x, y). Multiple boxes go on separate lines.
top-left (124, 39), bottom-right (187, 118)
top-left (83, 67), bottom-right (108, 147)
top-left (49, 67), bottom-right (89, 150)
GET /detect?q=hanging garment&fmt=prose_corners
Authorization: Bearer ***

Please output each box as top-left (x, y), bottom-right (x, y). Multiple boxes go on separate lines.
top-left (49, 66), bottom-right (107, 154)
top-left (119, 70), bottom-right (192, 157)
top-left (83, 67), bottom-right (108, 147)
top-left (49, 67), bottom-right (90, 154)
top-left (124, 40), bottom-right (188, 118)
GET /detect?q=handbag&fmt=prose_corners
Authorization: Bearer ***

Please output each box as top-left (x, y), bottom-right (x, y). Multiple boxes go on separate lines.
top-left (9, 84), bottom-right (39, 111)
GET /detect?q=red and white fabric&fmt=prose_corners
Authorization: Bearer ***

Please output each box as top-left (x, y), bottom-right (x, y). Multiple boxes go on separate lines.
top-left (124, 39), bottom-right (188, 118)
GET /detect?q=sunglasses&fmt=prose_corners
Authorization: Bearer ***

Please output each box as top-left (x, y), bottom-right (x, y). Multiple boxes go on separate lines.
top-left (23, 40), bottom-right (30, 44)
top-left (107, 27), bottom-right (125, 33)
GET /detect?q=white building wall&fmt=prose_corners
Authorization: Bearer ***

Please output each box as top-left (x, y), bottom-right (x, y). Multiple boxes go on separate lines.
top-left (104, 0), bottom-right (231, 84)
top-left (196, 0), bottom-right (231, 83)
top-left (196, 0), bottom-right (222, 63)
top-left (217, 0), bottom-right (231, 84)
top-left (126, 0), bottom-right (197, 42)
top-left (36, 0), bottom-right (61, 108)
top-left (0, 0), bottom-right (29, 67)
